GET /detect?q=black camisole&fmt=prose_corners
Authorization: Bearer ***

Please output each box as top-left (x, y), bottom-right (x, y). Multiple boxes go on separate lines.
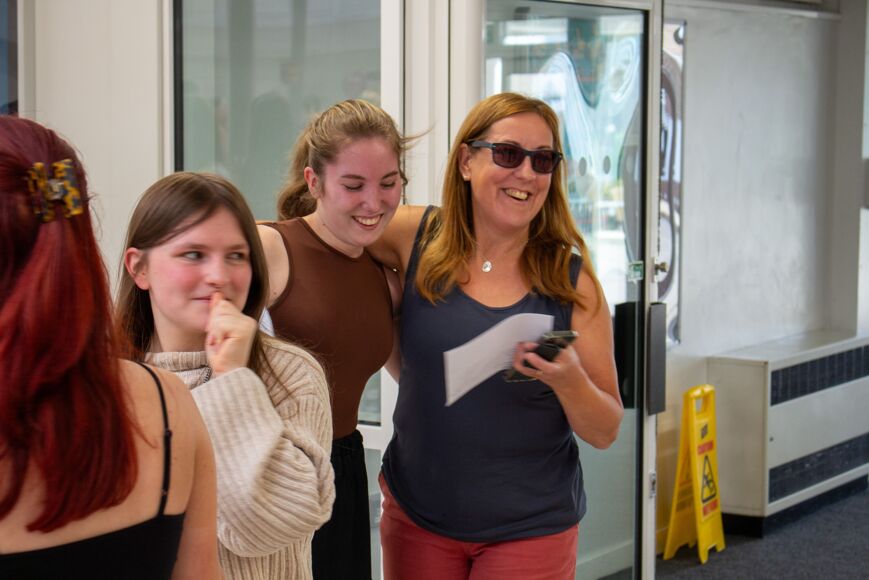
top-left (0, 364), bottom-right (187, 579)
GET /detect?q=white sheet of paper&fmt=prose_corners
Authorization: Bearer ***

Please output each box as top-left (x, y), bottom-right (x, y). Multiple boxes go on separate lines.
top-left (443, 313), bottom-right (554, 406)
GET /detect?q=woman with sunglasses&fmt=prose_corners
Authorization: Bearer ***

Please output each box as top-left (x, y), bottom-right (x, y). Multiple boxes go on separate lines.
top-left (370, 92), bottom-right (624, 580)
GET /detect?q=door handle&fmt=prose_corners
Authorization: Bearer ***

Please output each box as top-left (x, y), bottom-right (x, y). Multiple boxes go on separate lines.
top-left (613, 302), bottom-right (640, 409)
top-left (647, 302), bottom-right (667, 415)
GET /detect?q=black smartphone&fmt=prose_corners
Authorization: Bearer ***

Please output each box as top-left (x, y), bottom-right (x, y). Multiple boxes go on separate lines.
top-left (503, 330), bottom-right (579, 382)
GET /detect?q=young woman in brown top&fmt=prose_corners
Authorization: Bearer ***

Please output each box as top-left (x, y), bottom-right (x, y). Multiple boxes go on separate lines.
top-left (258, 99), bottom-right (409, 579)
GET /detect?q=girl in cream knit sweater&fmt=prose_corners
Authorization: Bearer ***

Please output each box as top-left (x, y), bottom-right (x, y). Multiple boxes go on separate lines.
top-left (116, 172), bottom-right (334, 580)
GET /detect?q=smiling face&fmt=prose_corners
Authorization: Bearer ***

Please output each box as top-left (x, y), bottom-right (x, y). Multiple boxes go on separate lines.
top-left (127, 207), bottom-right (252, 351)
top-left (459, 112), bottom-right (555, 236)
top-left (305, 137), bottom-right (402, 257)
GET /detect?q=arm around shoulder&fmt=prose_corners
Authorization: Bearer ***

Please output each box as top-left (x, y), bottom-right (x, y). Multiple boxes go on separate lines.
top-left (368, 204), bottom-right (427, 272)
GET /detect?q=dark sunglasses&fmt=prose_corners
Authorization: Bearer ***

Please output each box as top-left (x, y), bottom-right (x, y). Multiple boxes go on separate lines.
top-left (468, 140), bottom-right (563, 174)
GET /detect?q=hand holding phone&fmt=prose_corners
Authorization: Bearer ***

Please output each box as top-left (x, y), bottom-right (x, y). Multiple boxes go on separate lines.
top-left (503, 330), bottom-right (579, 382)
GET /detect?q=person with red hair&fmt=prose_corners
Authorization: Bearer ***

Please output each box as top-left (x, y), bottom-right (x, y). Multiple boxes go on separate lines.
top-left (0, 116), bottom-right (221, 580)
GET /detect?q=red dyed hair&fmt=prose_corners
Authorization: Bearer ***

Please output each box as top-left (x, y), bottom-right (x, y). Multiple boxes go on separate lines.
top-left (0, 116), bottom-right (137, 532)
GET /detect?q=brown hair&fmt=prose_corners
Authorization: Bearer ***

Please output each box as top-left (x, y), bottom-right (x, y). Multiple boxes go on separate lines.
top-left (277, 99), bottom-right (409, 219)
top-left (415, 92), bottom-right (603, 309)
top-left (116, 172), bottom-right (272, 377)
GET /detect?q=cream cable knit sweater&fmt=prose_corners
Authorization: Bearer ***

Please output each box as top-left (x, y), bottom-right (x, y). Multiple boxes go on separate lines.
top-left (146, 338), bottom-right (335, 580)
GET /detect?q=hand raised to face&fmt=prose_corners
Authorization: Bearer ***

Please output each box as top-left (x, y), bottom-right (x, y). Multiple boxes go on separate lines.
top-left (205, 291), bottom-right (258, 377)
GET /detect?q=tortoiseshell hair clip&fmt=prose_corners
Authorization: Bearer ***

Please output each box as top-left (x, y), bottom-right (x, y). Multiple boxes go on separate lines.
top-left (27, 159), bottom-right (84, 223)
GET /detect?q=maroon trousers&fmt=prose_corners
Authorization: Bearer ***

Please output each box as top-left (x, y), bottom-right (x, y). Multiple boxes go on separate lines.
top-left (379, 475), bottom-right (578, 580)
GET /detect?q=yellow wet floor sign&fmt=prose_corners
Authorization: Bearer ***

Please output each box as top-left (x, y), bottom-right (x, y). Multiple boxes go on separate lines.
top-left (663, 384), bottom-right (726, 563)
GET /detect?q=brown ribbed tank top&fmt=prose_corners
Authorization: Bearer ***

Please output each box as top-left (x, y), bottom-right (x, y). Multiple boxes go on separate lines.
top-left (264, 218), bottom-right (393, 438)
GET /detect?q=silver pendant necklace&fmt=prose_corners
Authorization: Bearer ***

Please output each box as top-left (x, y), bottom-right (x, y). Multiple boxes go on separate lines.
top-left (479, 237), bottom-right (527, 274)
top-left (201, 365), bottom-right (213, 383)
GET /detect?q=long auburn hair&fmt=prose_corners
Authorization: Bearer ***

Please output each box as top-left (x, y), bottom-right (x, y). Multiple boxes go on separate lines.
top-left (415, 92), bottom-right (603, 309)
top-left (277, 99), bottom-right (410, 219)
top-left (115, 172), bottom-right (272, 378)
top-left (0, 116), bottom-right (137, 532)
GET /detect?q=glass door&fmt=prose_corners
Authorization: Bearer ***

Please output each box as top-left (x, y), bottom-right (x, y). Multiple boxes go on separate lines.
top-left (174, 0), bottom-right (400, 219)
top-left (477, 1), bottom-right (652, 577)
top-left (174, 2), bottom-right (402, 576)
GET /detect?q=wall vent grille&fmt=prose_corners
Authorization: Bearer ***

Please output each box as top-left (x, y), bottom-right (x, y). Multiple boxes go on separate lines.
top-left (770, 345), bottom-right (869, 405)
top-left (768, 432), bottom-right (869, 502)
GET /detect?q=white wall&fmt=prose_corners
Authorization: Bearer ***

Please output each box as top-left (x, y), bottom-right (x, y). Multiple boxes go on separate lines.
top-left (830, 0), bottom-right (869, 330)
top-left (20, 0), bottom-right (165, 284)
top-left (657, 1), bottom-right (845, 544)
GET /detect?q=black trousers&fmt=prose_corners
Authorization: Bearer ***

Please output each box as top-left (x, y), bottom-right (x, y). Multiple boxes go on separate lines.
top-left (312, 430), bottom-right (372, 580)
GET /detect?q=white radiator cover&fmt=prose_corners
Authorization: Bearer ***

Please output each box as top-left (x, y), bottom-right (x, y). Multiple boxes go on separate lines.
top-left (708, 331), bottom-right (869, 517)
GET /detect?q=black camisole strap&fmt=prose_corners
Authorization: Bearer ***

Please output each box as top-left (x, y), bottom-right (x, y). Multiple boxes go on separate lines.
top-left (135, 363), bottom-right (174, 517)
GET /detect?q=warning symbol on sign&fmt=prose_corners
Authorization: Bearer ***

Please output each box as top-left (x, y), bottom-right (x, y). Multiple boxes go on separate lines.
top-left (701, 456), bottom-right (717, 503)
top-left (664, 384), bottom-right (725, 564)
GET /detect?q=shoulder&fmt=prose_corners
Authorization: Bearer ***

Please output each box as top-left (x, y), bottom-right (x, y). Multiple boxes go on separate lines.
top-left (571, 265), bottom-right (609, 331)
top-left (258, 223), bottom-right (292, 305)
top-left (259, 337), bottom-right (330, 408)
top-left (397, 204), bottom-right (431, 225)
top-left (262, 335), bottom-right (320, 364)
top-left (119, 360), bottom-right (205, 467)
top-left (369, 205), bottom-right (429, 269)
top-left (118, 360), bottom-right (207, 517)
top-left (261, 336), bottom-right (326, 381)
top-left (121, 359), bottom-right (189, 400)
top-left (120, 359), bottom-right (197, 416)
top-left (575, 267), bottom-right (598, 300)
top-left (258, 223), bottom-right (288, 265)
top-left (567, 252), bottom-right (584, 284)
top-left (258, 223), bottom-right (286, 256)
top-left (572, 255), bottom-right (596, 296)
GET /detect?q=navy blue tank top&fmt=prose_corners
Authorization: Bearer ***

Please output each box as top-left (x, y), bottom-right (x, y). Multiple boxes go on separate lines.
top-left (381, 207), bottom-right (586, 543)
top-left (0, 364), bottom-right (186, 579)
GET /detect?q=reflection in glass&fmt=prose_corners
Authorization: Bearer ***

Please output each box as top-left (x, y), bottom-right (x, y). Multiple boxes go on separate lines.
top-left (485, 3), bottom-right (644, 578)
top-left (1, 0), bottom-right (17, 116)
top-left (660, 22), bottom-right (685, 346)
top-left (178, 0), bottom-right (381, 219)
top-left (364, 448), bottom-right (383, 580)
top-left (485, 3), bottom-right (644, 314)
top-left (358, 373), bottom-right (381, 425)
